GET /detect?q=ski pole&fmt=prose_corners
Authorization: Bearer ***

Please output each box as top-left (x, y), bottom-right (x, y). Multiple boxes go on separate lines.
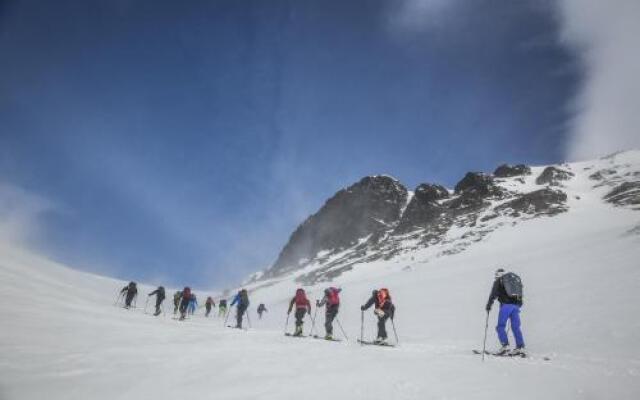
top-left (481, 311), bottom-right (490, 362)
top-left (309, 306), bottom-right (318, 336)
top-left (390, 317), bottom-right (399, 345)
top-left (284, 313), bottom-right (290, 335)
top-left (360, 310), bottom-right (364, 345)
top-left (246, 308), bottom-right (252, 329)
top-left (113, 292), bottom-right (124, 306)
top-left (144, 296), bottom-right (150, 314)
top-left (223, 305), bottom-right (232, 326)
top-left (336, 317), bottom-right (349, 341)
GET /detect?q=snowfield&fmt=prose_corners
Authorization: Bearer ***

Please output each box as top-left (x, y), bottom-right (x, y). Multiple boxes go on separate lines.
top-left (1, 152), bottom-right (640, 399)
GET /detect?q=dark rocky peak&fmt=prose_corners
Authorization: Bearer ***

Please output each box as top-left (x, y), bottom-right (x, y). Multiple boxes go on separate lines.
top-left (394, 183), bottom-right (450, 234)
top-left (349, 175), bottom-right (407, 199)
top-left (493, 164), bottom-right (532, 178)
top-left (265, 175), bottom-right (408, 278)
top-left (536, 166), bottom-right (574, 186)
top-left (414, 183), bottom-right (450, 203)
top-left (454, 172), bottom-right (496, 195)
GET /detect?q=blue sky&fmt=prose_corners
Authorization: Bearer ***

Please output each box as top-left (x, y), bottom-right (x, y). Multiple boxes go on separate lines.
top-left (0, 0), bottom-right (584, 287)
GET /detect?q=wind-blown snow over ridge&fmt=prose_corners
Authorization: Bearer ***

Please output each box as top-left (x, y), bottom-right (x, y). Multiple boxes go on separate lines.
top-left (1, 151), bottom-right (640, 399)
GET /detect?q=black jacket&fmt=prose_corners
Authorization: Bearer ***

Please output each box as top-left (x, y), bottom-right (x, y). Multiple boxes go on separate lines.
top-left (486, 278), bottom-right (523, 309)
top-left (362, 291), bottom-right (395, 318)
top-left (150, 287), bottom-right (165, 300)
top-left (121, 284), bottom-right (137, 296)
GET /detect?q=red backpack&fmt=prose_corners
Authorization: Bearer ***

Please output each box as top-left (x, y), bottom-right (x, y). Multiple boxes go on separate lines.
top-left (377, 288), bottom-right (390, 307)
top-left (294, 289), bottom-right (308, 307)
top-left (327, 287), bottom-right (340, 306)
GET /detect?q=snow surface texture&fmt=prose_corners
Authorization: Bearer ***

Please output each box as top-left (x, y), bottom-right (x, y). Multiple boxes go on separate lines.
top-left (1, 152), bottom-right (640, 399)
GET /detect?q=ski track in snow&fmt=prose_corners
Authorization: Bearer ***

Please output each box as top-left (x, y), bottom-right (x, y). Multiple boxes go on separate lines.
top-left (2, 152), bottom-right (640, 399)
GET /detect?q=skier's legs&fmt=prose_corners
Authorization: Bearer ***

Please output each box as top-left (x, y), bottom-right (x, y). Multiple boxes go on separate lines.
top-left (295, 308), bottom-right (305, 327)
top-left (509, 306), bottom-right (525, 348)
top-left (155, 298), bottom-right (162, 314)
top-left (377, 314), bottom-right (389, 339)
top-left (125, 293), bottom-right (134, 308)
top-left (236, 305), bottom-right (246, 328)
top-left (179, 300), bottom-right (188, 319)
top-left (496, 304), bottom-right (513, 346)
top-left (325, 307), bottom-right (337, 335)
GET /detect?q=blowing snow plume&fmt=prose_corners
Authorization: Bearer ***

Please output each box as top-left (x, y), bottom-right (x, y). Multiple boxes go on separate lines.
top-left (558, 0), bottom-right (640, 160)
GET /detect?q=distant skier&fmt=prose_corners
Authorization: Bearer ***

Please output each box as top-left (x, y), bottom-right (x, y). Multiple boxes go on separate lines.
top-left (120, 282), bottom-right (138, 309)
top-left (148, 286), bottom-right (165, 316)
top-left (317, 287), bottom-right (341, 340)
top-left (205, 297), bottom-right (215, 317)
top-left (230, 289), bottom-right (250, 328)
top-left (218, 298), bottom-right (228, 317)
top-left (188, 294), bottom-right (198, 315)
top-left (257, 303), bottom-right (267, 319)
top-left (288, 288), bottom-right (311, 336)
top-left (361, 288), bottom-right (395, 344)
top-left (486, 268), bottom-right (525, 355)
top-left (179, 287), bottom-right (192, 320)
top-left (173, 291), bottom-right (182, 315)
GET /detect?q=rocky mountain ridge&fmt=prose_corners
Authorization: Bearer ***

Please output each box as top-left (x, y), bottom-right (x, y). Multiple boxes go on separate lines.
top-left (251, 151), bottom-right (640, 286)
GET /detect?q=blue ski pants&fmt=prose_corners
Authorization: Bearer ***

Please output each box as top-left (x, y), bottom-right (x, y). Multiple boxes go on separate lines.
top-left (496, 303), bottom-right (525, 347)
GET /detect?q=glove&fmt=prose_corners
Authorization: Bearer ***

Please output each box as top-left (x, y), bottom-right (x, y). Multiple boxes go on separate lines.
top-left (287, 310), bottom-right (291, 315)
top-left (360, 305), bottom-right (365, 311)
top-left (485, 304), bottom-right (491, 312)
top-left (316, 300), bottom-right (320, 306)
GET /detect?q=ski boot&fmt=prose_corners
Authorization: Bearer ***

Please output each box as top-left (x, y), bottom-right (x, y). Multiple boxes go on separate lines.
top-left (374, 337), bottom-right (387, 345)
top-left (509, 346), bottom-right (526, 357)
top-left (324, 334), bottom-right (333, 340)
top-left (494, 344), bottom-right (510, 356)
top-left (293, 325), bottom-right (303, 337)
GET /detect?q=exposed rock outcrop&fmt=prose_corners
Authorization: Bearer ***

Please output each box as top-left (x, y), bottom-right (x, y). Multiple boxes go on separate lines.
top-left (495, 189), bottom-right (568, 217)
top-left (494, 164), bottom-right (531, 178)
top-left (536, 166), bottom-right (574, 186)
top-left (395, 184), bottom-right (450, 234)
top-left (604, 182), bottom-right (640, 208)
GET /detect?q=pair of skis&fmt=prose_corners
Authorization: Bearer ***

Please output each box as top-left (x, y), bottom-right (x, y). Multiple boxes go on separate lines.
top-left (472, 349), bottom-right (551, 361)
top-left (284, 333), bottom-right (342, 342)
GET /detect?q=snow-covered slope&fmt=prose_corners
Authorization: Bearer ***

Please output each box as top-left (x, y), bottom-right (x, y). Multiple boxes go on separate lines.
top-left (1, 152), bottom-right (640, 399)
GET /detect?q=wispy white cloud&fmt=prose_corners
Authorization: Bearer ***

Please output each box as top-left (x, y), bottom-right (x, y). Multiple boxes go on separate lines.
top-left (558, 0), bottom-right (640, 160)
top-left (385, 0), bottom-right (459, 34)
top-left (0, 182), bottom-right (54, 248)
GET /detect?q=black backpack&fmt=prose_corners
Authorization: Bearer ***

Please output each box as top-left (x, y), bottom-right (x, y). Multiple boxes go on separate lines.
top-left (240, 289), bottom-right (249, 306)
top-left (501, 272), bottom-right (523, 300)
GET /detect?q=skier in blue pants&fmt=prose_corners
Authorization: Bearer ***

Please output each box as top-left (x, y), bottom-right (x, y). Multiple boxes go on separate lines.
top-left (486, 268), bottom-right (525, 355)
top-left (188, 294), bottom-right (198, 315)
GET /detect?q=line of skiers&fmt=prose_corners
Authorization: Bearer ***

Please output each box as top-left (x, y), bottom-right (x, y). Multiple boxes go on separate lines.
top-left (285, 286), bottom-right (396, 344)
top-left (115, 267), bottom-right (525, 352)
